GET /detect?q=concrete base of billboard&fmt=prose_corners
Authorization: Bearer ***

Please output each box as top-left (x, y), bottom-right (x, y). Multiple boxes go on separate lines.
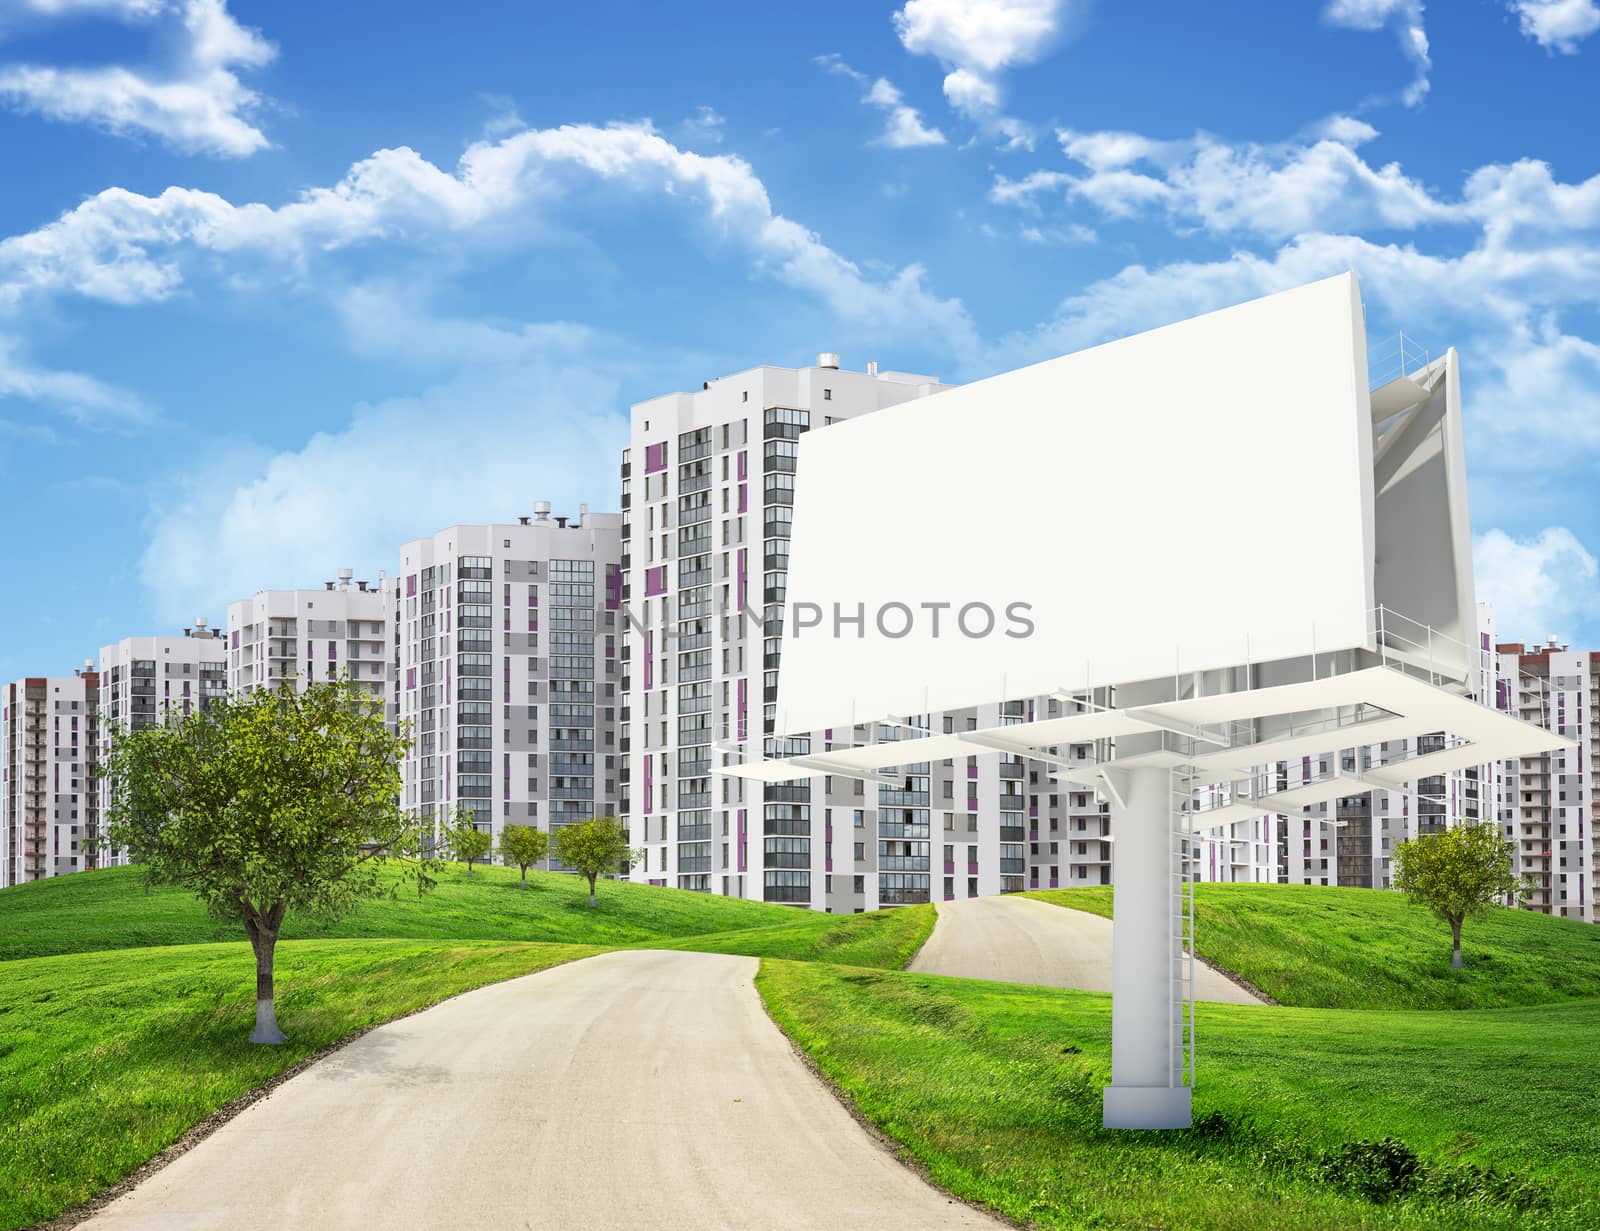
top-left (1103, 1084), bottom-right (1194, 1130)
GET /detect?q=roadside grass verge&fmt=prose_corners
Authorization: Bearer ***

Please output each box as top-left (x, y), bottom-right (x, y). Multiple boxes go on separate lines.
top-left (0, 938), bottom-right (599, 1230)
top-left (757, 960), bottom-right (1600, 1231)
top-left (1022, 883), bottom-right (1600, 1009)
top-left (665, 901), bottom-right (935, 969)
top-left (0, 862), bottom-right (804, 961)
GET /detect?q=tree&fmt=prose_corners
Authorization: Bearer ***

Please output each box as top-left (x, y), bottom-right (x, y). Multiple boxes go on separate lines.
top-left (499, 823), bottom-right (549, 888)
top-left (101, 678), bottom-right (433, 1045)
top-left (1392, 823), bottom-right (1524, 968)
top-left (551, 816), bottom-right (642, 908)
top-left (447, 815), bottom-right (493, 876)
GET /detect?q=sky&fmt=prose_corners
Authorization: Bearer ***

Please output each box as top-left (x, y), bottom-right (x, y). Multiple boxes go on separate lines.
top-left (2, 0), bottom-right (1600, 681)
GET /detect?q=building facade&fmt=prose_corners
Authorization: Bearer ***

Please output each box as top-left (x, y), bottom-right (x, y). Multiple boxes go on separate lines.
top-left (1494, 639), bottom-right (1597, 922)
top-left (226, 571), bottom-right (391, 702)
top-left (394, 507), bottom-right (623, 855)
top-left (0, 670), bottom-right (101, 887)
top-left (1193, 605), bottom-right (1501, 888)
top-left (94, 621), bottom-right (230, 869)
top-left (99, 621), bottom-right (229, 734)
top-left (619, 355), bottom-right (1118, 910)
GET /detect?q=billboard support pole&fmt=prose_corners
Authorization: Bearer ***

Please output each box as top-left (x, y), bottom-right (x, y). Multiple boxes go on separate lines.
top-left (1103, 764), bottom-right (1193, 1129)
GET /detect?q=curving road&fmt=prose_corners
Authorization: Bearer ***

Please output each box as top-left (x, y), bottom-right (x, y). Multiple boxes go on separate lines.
top-left (84, 949), bottom-right (995, 1230)
top-left (909, 894), bottom-right (1264, 1004)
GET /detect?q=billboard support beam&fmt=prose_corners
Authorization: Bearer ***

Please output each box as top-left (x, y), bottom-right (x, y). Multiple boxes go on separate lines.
top-left (1103, 765), bottom-right (1193, 1129)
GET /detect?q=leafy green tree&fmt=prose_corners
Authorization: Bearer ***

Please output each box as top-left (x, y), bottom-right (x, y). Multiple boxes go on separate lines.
top-left (1392, 823), bottom-right (1524, 968)
top-left (100, 678), bottom-right (433, 1045)
top-left (499, 823), bottom-right (549, 888)
top-left (551, 816), bottom-right (642, 908)
top-left (447, 815), bottom-right (493, 875)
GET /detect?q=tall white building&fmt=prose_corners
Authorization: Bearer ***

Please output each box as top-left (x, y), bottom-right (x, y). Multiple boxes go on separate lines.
top-left (1494, 638), bottom-right (1597, 922)
top-left (620, 355), bottom-right (1113, 909)
top-left (395, 506), bottom-right (623, 854)
top-left (226, 570), bottom-right (391, 702)
top-left (1, 669), bottom-right (101, 887)
top-left (94, 620), bottom-right (229, 869)
top-left (99, 621), bottom-right (229, 733)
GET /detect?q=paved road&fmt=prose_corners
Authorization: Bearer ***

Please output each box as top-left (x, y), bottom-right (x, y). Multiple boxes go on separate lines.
top-left (85, 949), bottom-right (996, 1231)
top-left (909, 895), bottom-right (1264, 1004)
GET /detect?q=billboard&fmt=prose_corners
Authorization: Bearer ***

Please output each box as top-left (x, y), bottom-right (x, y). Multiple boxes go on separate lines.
top-left (773, 272), bottom-right (1418, 735)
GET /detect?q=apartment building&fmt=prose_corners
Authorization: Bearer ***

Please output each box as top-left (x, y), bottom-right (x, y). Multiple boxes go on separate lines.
top-left (1494, 638), bottom-right (1597, 922)
top-left (619, 354), bottom-right (1117, 910)
top-left (99, 621), bottom-right (228, 733)
top-left (226, 570), bottom-right (390, 702)
top-left (0, 669), bottom-right (101, 887)
top-left (94, 621), bottom-right (229, 869)
top-left (1192, 604), bottom-right (1501, 888)
top-left (394, 506), bottom-right (623, 854)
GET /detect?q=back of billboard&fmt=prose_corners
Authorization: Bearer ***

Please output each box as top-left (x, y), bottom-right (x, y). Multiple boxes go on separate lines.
top-left (773, 272), bottom-right (1378, 735)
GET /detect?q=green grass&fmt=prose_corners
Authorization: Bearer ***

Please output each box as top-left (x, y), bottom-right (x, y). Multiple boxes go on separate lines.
top-left (665, 901), bottom-right (935, 968)
top-left (0, 938), bottom-right (600, 1230)
top-left (1024, 883), bottom-right (1600, 1009)
top-left (0, 862), bottom-right (815, 960)
top-left (0, 866), bottom-right (937, 1226)
top-left (758, 960), bottom-right (1600, 1231)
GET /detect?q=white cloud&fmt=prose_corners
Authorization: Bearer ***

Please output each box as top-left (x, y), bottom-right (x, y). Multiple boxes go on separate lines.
top-left (1322, 0), bottom-right (1431, 107)
top-left (1018, 221), bottom-right (1095, 245)
top-left (1473, 527), bottom-right (1600, 645)
top-left (816, 55), bottom-right (946, 149)
top-left (892, 0), bottom-right (1076, 149)
top-left (1000, 118), bottom-right (1600, 256)
top-left (893, 0), bottom-right (1067, 73)
top-left (0, 123), bottom-right (978, 358)
top-left (865, 77), bottom-right (946, 148)
top-left (138, 312), bottom-right (630, 626)
top-left (679, 104), bottom-right (726, 146)
top-left (1013, 122), bottom-right (1452, 238)
top-left (989, 168), bottom-right (1074, 208)
top-left (0, 0), bottom-right (275, 156)
top-left (1467, 315), bottom-right (1600, 458)
top-left (1511, 0), bottom-right (1600, 52)
top-left (0, 334), bottom-right (152, 427)
top-left (1058, 127), bottom-right (1187, 172)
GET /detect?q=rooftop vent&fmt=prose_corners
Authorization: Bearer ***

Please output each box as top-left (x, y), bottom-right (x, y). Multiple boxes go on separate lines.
top-left (534, 500), bottom-right (551, 521)
top-left (817, 351), bottom-right (840, 369)
top-left (555, 516), bottom-right (569, 528)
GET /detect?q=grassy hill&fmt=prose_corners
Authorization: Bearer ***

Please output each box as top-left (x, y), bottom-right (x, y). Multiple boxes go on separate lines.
top-left (7, 869), bottom-right (1599, 1230)
top-left (760, 962), bottom-right (1600, 1231)
top-left (1023, 883), bottom-right (1600, 1010)
top-left (0, 862), bottom-right (820, 960)
top-left (0, 867), bottom-right (932, 1229)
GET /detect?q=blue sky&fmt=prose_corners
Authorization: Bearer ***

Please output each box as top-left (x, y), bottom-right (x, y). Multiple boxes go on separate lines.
top-left (2, 0), bottom-right (1600, 681)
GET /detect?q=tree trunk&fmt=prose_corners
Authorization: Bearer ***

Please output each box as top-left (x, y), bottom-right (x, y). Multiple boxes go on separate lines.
top-left (1450, 916), bottom-right (1464, 969)
top-left (587, 873), bottom-right (597, 909)
top-left (248, 924), bottom-right (287, 1045)
top-left (520, 865), bottom-right (528, 889)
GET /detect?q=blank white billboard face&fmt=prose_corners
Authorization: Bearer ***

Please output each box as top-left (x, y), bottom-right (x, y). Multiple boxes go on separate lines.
top-left (774, 273), bottom-right (1379, 735)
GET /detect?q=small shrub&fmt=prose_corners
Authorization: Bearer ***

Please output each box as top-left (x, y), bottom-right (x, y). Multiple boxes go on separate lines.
top-left (1315, 1137), bottom-right (1421, 1202)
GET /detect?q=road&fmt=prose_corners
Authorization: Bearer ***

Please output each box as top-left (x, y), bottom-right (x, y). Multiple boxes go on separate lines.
top-left (909, 894), bottom-right (1264, 1004)
top-left (84, 949), bottom-right (997, 1231)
